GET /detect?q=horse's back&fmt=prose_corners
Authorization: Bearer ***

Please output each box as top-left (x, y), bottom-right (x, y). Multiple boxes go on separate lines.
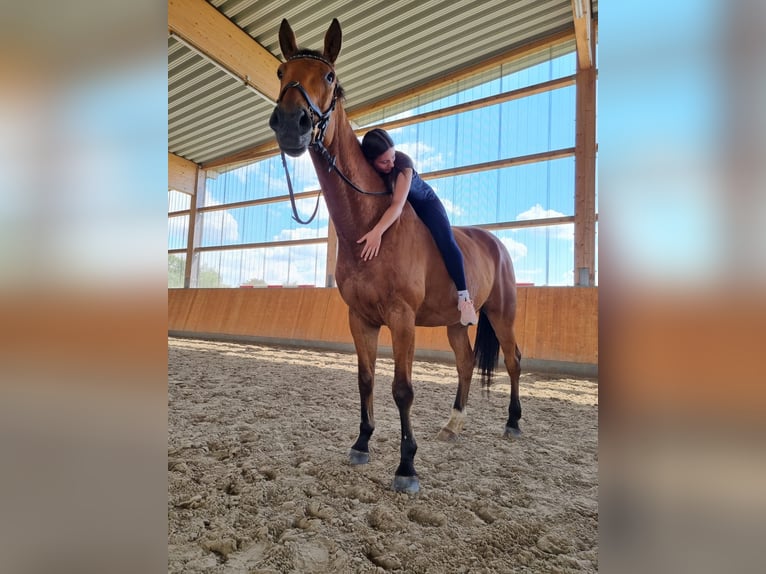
top-left (453, 225), bottom-right (517, 311)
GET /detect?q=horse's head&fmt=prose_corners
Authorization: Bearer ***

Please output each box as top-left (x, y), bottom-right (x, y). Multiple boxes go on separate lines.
top-left (269, 18), bottom-right (343, 157)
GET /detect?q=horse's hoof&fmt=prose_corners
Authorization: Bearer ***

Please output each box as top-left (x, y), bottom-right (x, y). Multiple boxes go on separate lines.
top-left (504, 426), bottom-right (523, 439)
top-left (392, 475), bottom-right (420, 494)
top-left (348, 448), bottom-right (369, 465)
top-left (436, 427), bottom-right (459, 442)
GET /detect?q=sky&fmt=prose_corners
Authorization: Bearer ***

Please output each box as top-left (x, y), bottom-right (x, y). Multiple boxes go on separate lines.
top-left (168, 50), bottom-right (592, 288)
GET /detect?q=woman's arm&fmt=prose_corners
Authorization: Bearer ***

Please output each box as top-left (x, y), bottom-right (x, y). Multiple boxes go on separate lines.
top-left (357, 168), bottom-right (413, 260)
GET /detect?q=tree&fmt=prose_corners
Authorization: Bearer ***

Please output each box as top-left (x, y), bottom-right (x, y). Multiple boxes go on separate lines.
top-left (197, 266), bottom-right (225, 288)
top-left (168, 255), bottom-right (185, 287)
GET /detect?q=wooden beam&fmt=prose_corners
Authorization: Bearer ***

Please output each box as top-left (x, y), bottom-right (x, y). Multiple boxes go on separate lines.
top-left (196, 237), bottom-right (326, 253)
top-left (571, 0), bottom-right (593, 69)
top-left (479, 215), bottom-right (575, 232)
top-left (169, 152), bottom-right (198, 195)
top-left (201, 142), bottom-right (279, 171)
top-left (184, 168), bottom-right (206, 288)
top-left (196, 189), bottom-right (320, 214)
top-left (574, 64), bottom-right (597, 286)
top-left (168, 0), bottom-right (281, 102)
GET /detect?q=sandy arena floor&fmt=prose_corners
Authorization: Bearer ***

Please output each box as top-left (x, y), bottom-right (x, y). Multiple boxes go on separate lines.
top-left (168, 337), bottom-right (598, 573)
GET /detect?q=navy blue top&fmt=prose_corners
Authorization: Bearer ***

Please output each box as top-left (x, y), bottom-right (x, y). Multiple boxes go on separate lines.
top-left (384, 151), bottom-right (437, 201)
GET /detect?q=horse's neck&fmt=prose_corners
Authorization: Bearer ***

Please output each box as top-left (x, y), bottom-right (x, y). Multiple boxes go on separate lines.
top-left (309, 108), bottom-right (389, 247)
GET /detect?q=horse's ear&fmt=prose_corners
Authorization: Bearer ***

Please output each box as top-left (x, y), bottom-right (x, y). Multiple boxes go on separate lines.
top-left (323, 18), bottom-right (342, 64)
top-left (279, 18), bottom-right (298, 60)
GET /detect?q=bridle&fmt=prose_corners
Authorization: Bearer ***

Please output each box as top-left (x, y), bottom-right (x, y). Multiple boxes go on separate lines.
top-left (276, 54), bottom-right (391, 225)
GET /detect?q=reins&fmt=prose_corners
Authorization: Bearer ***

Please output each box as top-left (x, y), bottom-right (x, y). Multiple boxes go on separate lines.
top-left (276, 57), bottom-right (390, 225)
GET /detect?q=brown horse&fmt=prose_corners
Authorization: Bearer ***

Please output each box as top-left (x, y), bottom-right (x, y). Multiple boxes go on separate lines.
top-left (269, 18), bottom-right (522, 493)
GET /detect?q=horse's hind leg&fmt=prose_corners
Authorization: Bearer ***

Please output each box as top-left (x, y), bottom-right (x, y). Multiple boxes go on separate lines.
top-left (504, 342), bottom-right (523, 438)
top-left (437, 324), bottom-right (474, 442)
top-left (486, 310), bottom-right (523, 438)
top-left (348, 310), bottom-right (380, 465)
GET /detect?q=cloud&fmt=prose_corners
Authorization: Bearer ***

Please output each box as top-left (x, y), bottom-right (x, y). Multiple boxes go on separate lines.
top-left (396, 141), bottom-right (444, 172)
top-left (202, 198), bottom-right (239, 243)
top-left (209, 241), bottom-right (326, 287)
top-left (515, 203), bottom-right (574, 241)
top-left (499, 236), bottom-right (528, 261)
top-left (516, 203), bottom-right (566, 221)
top-left (293, 195), bottom-right (328, 223)
top-left (273, 226), bottom-right (328, 242)
top-left (441, 198), bottom-right (463, 216)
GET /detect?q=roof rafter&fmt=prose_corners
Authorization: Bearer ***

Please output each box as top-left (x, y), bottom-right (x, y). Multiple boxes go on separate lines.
top-left (570, 0), bottom-right (594, 69)
top-left (168, 152), bottom-right (198, 195)
top-left (168, 0), bottom-right (281, 102)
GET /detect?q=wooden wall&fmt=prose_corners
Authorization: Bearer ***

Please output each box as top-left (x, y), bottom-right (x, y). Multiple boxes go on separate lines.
top-left (168, 287), bottom-right (598, 374)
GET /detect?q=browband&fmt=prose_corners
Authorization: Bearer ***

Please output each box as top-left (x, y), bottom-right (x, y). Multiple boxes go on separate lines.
top-left (287, 53), bottom-right (335, 67)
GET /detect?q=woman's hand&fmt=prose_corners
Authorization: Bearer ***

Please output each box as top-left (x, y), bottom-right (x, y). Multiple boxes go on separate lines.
top-left (356, 168), bottom-right (411, 261)
top-left (357, 228), bottom-right (383, 260)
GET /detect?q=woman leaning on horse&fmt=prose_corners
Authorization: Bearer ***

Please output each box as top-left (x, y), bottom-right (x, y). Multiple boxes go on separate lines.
top-left (357, 128), bottom-right (479, 326)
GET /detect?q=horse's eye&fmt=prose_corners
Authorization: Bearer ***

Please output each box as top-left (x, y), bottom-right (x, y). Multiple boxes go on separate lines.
top-left (326, 72), bottom-right (335, 83)
top-left (277, 68), bottom-right (283, 79)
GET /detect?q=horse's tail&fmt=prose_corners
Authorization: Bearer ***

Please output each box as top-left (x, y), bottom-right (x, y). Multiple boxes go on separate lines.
top-left (474, 309), bottom-right (499, 389)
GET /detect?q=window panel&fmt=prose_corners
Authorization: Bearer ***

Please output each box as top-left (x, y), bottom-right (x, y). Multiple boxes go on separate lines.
top-left (168, 214), bottom-right (189, 250)
top-left (426, 157), bottom-right (575, 228)
top-left (170, 48), bottom-right (593, 289)
top-left (198, 199), bottom-right (328, 248)
top-left (168, 189), bottom-right (191, 212)
top-left (491, 224), bottom-right (575, 287)
top-left (196, 245), bottom-right (327, 288)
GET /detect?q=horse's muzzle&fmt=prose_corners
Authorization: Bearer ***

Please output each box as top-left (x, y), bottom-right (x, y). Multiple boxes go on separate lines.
top-left (269, 105), bottom-right (313, 156)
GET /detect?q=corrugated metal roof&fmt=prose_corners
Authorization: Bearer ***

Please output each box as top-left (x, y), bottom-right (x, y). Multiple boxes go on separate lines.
top-left (169, 0), bottom-right (597, 167)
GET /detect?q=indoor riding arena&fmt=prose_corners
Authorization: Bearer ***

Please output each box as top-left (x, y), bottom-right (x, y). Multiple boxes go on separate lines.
top-left (168, 1), bottom-right (598, 572)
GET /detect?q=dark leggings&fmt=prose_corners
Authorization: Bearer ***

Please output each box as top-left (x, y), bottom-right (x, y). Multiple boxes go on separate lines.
top-left (408, 194), bottom-right (467, 292)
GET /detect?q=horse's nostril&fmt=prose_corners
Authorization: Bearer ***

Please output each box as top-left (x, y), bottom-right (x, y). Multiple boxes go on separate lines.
top-left (298, 109), bottom-right (312, 132)
top-left (269, 108), bottom-right (280, 130)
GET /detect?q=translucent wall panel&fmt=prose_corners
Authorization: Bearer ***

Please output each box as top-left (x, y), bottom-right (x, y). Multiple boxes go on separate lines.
top-left (168, 214), bottom-right (189, 250)
top-left (205, 154), bottom-right (320, 206)
top-left (197, 199), bottom-right (328, 248)
top-left (426, 157), bottom-right (575, 227)
top-left (370, 51), bottom-right (577, 123)
top-left (196, 245), bottom-right (327, 288)
top-left (492, 224), bottom-right (575, 286)
top-left (384, 85), bottom-right (575, 174)
top-left (168, 189), bottom-right (191, 212)
top-left (171, 47), bottom-right (593, 291)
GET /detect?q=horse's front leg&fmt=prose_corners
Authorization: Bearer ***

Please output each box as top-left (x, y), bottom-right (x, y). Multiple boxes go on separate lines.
top-left (348, 309), bottom-right (380, 465)
top-left (388, 311), bottom-right (419, 493)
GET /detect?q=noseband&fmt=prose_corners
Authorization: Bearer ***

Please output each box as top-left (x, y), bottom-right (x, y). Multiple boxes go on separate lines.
top-left (277, 78), bottom-right (337, 150)
top-left (276, 55), bottom-right (391, 224)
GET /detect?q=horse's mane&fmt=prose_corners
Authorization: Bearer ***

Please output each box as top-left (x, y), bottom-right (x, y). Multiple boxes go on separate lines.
top-left (290, 49), bottom-right (345, 100)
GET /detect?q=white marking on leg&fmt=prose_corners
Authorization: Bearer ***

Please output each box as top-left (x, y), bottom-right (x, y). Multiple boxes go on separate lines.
top-left (443, 407), bottom-right (466, 435)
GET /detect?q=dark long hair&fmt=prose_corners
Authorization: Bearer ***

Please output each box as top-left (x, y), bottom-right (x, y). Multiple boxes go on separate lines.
top-left (361, 128), bottom-right (394, 161)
